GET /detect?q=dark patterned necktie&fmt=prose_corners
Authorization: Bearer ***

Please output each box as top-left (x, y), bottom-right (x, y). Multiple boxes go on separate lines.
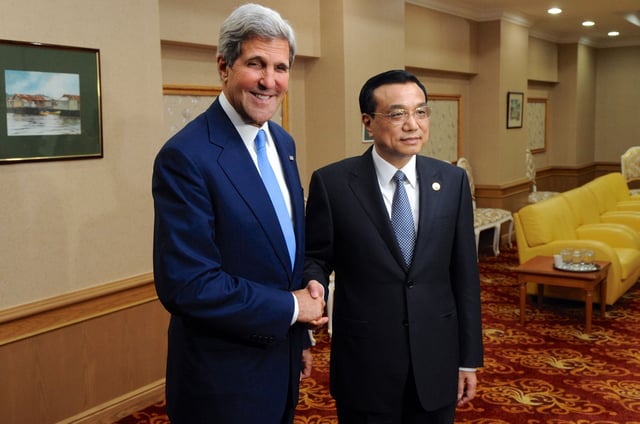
top-left (391, 170), bottom-right (416, 267)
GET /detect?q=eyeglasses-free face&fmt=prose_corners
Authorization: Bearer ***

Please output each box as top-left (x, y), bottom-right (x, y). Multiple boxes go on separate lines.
top-left (218, 37), bottom-right (290, 127)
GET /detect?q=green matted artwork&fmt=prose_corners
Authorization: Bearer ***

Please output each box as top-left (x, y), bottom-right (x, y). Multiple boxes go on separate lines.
top-left (0, 40), bottom-right (102, 164)
top-left (506, 91), bottom-right (524, 129)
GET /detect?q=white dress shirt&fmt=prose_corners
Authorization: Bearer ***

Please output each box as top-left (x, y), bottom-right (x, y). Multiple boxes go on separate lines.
top-left (371, 147), bottom-right (419, 229)
top-left (218, 92), bottom-right (293, 219)
top-left (219, 92), bottom-right (302, 325)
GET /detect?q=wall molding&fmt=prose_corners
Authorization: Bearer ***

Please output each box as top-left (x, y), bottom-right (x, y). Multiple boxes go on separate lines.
top-left (0, 272), bottom-right (156, 346)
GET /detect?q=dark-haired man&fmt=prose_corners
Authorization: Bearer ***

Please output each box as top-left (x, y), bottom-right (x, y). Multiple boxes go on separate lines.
top-left (304, 69), bottom-right (483, 423)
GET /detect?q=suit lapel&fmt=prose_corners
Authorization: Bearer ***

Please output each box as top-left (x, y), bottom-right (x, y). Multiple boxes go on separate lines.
top-left (414, 156), bottom-right (443, 259)
top-left (205, 101), bottom-right (293, 275)
top-left (348, 148), bottom-right (407, 269)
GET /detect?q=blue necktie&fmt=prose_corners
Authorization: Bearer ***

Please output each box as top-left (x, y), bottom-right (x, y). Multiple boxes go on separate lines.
top-left (391, 170), bottom-right (416, 267)
top-left (255, 129), bottom-right (296, 269)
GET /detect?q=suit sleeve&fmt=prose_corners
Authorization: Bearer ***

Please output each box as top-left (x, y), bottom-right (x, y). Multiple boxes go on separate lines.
top-left (152, 143), bottom-right (295, 344)
top-left (303, 170), bottom-right (333, 295)
top-left (451, 171), bottom-right (484, 368)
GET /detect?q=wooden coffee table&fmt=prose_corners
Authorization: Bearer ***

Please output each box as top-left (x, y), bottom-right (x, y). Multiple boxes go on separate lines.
top-left (515, 256), bottom-right (610, 334)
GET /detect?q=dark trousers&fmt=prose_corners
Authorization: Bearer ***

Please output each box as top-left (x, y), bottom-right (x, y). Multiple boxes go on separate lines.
top-left (336, 370), bottom-right (457, 424)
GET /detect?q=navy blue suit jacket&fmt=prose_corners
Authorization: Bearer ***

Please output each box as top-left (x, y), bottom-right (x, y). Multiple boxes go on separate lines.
top-left (304, 148), bottom-right (483, 412)
top-left (152, 99), bottom-right (307, 423)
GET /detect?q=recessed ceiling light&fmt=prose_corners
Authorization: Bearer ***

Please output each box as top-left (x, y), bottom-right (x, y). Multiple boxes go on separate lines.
top-left (582, 20), bottom-right (595, 27)
top-left (548, 7), bottom-right (562, 15)
top-left (608, 31), bottom-right (620, 37)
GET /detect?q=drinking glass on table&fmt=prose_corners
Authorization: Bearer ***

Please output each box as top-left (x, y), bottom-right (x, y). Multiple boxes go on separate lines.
top-left (560, 248), bottom-right (573, 265)
top-left (583, 249), bottom-right (595, 267)
top-left (571, 249), bottom-right (584, 266)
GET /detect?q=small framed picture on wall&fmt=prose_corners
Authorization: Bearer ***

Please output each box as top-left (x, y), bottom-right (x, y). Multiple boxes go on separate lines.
top-left (506, 91), bottom-right (524, 129)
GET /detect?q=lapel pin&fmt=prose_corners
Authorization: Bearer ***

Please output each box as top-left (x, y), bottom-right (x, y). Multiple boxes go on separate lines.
top-left (289, 155), bottom-right (295, 161)
top-left (432, 182), bottom-right (441, 191)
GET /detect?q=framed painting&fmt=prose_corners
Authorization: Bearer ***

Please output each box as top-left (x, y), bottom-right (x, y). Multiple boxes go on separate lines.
top-left (507, 91), bottom-right (524, 129)
top-left (0, 40), bottom-right (102, 164)
top-left (162, 84), bottom-right (289, 140)
top-left (423, 94), bottom-right (461, 162)
top-left (527, 98), bottom-right (548, 153)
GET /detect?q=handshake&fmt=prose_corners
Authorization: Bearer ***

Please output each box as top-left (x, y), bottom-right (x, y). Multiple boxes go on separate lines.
top-left (294, 280), bottom-right (329, 327)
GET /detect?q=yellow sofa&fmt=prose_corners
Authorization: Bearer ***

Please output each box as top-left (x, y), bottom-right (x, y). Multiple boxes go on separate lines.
top-left (584, 172), bottom-right (640, 213)
top-left (514, 173), bottom-right (640, 305)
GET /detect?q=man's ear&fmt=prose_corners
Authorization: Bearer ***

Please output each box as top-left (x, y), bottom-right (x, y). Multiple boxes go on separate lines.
top-left (362, 114), bottom-right (373, 138)
top-left (217, 56), bottom-right (229, 83)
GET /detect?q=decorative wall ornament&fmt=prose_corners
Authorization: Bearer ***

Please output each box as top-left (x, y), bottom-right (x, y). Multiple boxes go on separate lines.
top-left (527, 98), bottom-right (548, 153)
top-left (162, 84), bottom-right (288, 140)
top-left (0, 40), bottom-right (102, 164)
top-left (424, 94), bottom-right (461, 162)
top-left (507, 91), bottom-right (524, 129)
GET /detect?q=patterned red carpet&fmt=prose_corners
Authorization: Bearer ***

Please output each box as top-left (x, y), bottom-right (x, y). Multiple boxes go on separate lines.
top-left (116, 248), bottom-right (640, 423)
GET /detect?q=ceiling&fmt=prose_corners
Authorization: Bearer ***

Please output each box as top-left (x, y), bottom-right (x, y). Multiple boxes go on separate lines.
top-left (409, 0), bottom-right (640, 47)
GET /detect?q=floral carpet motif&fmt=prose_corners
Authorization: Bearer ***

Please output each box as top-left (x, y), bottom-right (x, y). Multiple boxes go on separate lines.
top-left (116, 248), bottom-right (640, 423)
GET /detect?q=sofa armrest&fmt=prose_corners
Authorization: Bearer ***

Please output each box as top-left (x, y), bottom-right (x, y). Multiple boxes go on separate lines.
top-left (576, 223), bottom-right (640, 249)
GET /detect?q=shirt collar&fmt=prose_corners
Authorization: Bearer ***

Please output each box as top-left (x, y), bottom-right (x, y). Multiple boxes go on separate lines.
top-left (219, 91), bottom-right (268, 144)
top-left (372, 147), bottom-right (417, 188)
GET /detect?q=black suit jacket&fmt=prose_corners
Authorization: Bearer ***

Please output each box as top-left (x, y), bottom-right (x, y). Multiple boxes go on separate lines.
top-left (304, 148), bottom-right (483, 412)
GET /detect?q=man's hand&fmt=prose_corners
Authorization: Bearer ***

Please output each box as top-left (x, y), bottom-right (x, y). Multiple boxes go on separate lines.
top-left (293, 280), bottom-right (328, 327)
top-left (300, 348), bottom-right (313, 380)
top-left (457, 370), bottom-right (478, 406)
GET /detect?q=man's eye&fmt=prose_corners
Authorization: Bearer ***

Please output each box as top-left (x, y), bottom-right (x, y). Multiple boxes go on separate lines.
top-left (388, 110), bottom-right (406, 120)
top-left (415, 109), bottom-right (428, 118)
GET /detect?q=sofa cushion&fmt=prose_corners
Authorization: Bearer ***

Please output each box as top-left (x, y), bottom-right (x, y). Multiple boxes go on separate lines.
top-left (607, 172), bottom-right (635, 202)
top-left (562, 186), bottom-right (601, 225)
top-left (585, 173), bottom-right (639, 213)
top-left (585, 175), bottom-right (619, 213)
top-left (518, 195), bottom-right (577, 247)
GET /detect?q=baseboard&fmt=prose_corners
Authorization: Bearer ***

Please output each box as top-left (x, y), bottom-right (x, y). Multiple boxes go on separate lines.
top-left (57, 379), bottom-right (165, 424)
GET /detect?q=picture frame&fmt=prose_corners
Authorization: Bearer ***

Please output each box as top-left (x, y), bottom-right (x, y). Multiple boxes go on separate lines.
top-left (506, 91), bottom-right (524, 129)
top-left (527, 98), bottom-right (548, 153)
top-left (162, 84), bottom-right (289, 140)
top-left (0, 40), bottom-right (102, 164)
top-left (423, 94), bottom-right (461, 162)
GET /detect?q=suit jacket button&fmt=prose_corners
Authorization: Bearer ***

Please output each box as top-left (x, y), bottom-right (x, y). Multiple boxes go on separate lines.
top-left (406, 280), bottom-right (414, 288)
top-left (402, 319), bottom-right (409, 327)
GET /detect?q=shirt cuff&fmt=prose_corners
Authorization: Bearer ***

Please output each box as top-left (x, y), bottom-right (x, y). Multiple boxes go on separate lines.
top-left (290, 292), bottom-right (299, 325)
top-left (290, 283), bottom-right (325, 326)
top-left (459, 367), bottom-right (477, 372)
